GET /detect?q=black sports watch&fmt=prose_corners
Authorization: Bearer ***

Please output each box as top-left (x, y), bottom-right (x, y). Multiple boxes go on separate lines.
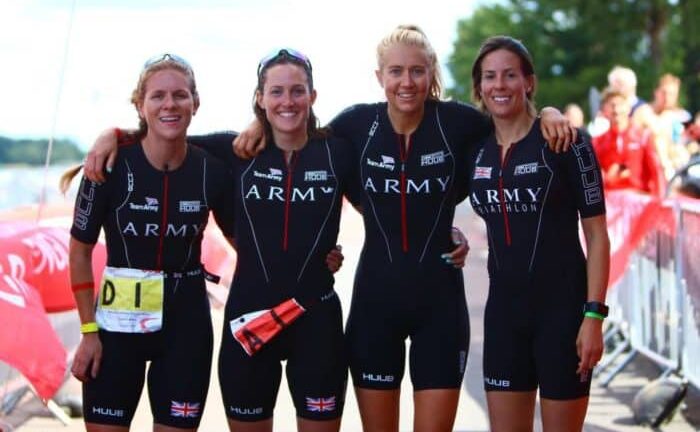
top-left (583, 301), bottom-right (609, 317)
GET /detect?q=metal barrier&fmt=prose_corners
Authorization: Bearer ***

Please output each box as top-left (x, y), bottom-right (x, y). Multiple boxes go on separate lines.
top-left (598, 193), bottom-right (700, 389)
top-left (680, 202), bottom-right (700, 387)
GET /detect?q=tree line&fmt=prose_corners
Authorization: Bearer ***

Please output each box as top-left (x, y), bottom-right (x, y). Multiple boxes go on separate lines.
top-left (448, 0), bottom-right (698, 118)
top-left (0, 136), bottom-right (84, 165)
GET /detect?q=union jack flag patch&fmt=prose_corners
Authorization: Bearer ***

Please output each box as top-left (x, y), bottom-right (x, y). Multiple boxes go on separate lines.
top-left (170, 401), bottom-right (201, 418)
top-left (473, 166), bottom-right (492, 180)
top-left (305, 396), bottom-right (336, 412)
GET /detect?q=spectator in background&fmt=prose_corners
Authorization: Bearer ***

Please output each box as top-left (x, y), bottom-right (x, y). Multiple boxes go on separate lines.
top-left (684, 112), bottom-right (700, 156)
top-left (649, 73), bottom-right (692, 178)
top-left (592, 87), bottom-right (666, 197)
top-left (565, 103), bottom-right (585, 128)
top-left (607, 66), bottom-right (647, 118)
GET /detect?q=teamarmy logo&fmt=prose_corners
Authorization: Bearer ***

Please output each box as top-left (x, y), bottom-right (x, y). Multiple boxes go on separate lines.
top-left (253, 168), bottom-right (284, 182)
top-left (129, 197), bottom-right (159, 212)
top-left (420, 150), bottom-right (446, 166)
top-left (366, 155), bottom-right (395, 171)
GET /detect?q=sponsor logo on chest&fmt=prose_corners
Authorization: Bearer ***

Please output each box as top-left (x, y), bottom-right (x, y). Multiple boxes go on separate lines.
top-left (420, 150), bottom-right (446, 166)
top-left (244, 185), bottom-right (335, 202)
top-left (364, 176), bottom-right (450, 194)
top-left (304, 170), bottom-right (329, 181)
top-left (129, 196), bottom-right (159, 212)
top-left (513, 162), bottom-right (539, 175)
top-left (366, 155), bottom-right (395, 171)
top-left (253, 168), bottom-right (283, 182)
top-left (179, 200), bottom-right (202, 213)
top-left (121, 222), bottom-right (205, 237)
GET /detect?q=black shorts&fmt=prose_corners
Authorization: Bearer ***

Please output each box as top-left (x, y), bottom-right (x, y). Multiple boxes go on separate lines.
top-left (82, 280), bottom-right (213, 428)
top-left (218, 293), bottom-right (347, 421)
top-left (346, 271), bottom-right (469, 391)
top-left (482, 276), bottom-right (591, 400)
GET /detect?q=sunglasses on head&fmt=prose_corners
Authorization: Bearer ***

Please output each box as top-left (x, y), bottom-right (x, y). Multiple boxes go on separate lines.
top-left (257, 48), bottom-right (312, 77)
top-left (143, 53), bottom-right (192, 71)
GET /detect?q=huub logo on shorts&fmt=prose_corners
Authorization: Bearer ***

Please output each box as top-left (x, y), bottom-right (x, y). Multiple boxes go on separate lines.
top-left (253, 168), bottom-right (283, 182)
top-left (366, 155), bottom-right (395, 171)
top-left (304, 170), bottom-right (328, 181)
top-left (230, 406), bottom-right (264, 416)
top-left (514, 162), bottom-right (539, 175)
top-left (420, 150), bottom-right (446, 166)
top-left (362, 373), bottom-right (394, 383)
top-left (484, 376), bottom-right (510, 388)
top-left (92, 406), bottom-right (125, 417)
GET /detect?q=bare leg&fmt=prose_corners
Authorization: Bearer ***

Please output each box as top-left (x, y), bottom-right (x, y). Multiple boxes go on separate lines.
top-left (85, 424), bottom-right (129, 432)
top-left (485, 390), bottom-right (537, 432)
top-left (540, 396), bottom-right (588, 432)
top-left (226, 418), bottom-right (273, 432)
top-left (154, 424), bottom-right (197, 432)
top-left (413, 388), bottom-right (460, 432)
top-left (297, 417), bottom-right (342, 432)
top-left (355, 387), bottom-right (400, 432)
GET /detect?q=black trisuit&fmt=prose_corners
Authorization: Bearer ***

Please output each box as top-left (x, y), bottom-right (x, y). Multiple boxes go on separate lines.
top-left (330, 100), bottom-right (491, 391)
top-left (71, 143), bottom-right (234, 428)
top-left (468, 120), bottom-right (606, 399)
top-left (193, 133), bottom-right (353, 422)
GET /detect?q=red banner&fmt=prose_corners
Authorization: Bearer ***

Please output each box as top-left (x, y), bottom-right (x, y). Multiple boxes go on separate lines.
top-left (605, 189), bottom-right (676, 287)
top-left (0, 247), bottom-right (66, 399)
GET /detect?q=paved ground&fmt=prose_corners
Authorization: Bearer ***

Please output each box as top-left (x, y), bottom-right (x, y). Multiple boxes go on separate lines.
top-left (3, 204), bottom-right (699, 431)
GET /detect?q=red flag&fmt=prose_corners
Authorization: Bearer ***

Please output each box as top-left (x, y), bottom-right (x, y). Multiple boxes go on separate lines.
top-left (0, 259), bottom-right (67, 399)
top-left (231, 298), bottom-right (306, 356)
top-left (0, 219), bottom-right (106, 313)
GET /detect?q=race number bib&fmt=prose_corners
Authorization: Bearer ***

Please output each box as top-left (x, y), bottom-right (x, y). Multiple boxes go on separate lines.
top-left (95, 266), bottom-right (164, 333)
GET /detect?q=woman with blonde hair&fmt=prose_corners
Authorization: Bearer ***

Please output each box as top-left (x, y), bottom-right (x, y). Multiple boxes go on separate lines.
top-left (64, 54), bottom-right (234, 431)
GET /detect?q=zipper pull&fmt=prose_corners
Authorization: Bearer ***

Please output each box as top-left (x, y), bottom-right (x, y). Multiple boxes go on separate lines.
top-left (369, 120), bottom-right (379, 137)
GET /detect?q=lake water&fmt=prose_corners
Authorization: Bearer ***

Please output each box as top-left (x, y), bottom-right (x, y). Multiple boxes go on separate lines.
top-left (0, 165), bottom-right (79, 212)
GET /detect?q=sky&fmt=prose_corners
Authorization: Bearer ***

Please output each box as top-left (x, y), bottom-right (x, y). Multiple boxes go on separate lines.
top-left (0, 0), bottom-right (482, 151)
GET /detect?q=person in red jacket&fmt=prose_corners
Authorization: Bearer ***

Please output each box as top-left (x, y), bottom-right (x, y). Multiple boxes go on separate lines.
top-left (592, 88), bottom-right (666, 196)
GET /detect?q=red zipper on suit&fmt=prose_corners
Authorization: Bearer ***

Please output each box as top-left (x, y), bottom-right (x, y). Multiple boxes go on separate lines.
top-left (157, 167), bottom-right (170, 270)
top-left (397, 134), bottom-right (411, 252)
top-left (282, 152), bottom-right (299, 251)
top-left (498, 144), bottom-right (515, 246)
